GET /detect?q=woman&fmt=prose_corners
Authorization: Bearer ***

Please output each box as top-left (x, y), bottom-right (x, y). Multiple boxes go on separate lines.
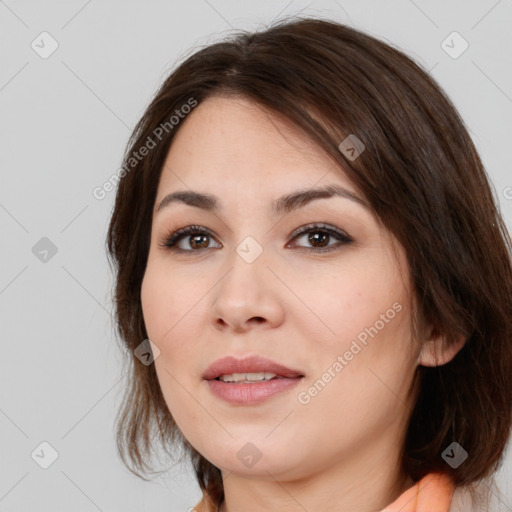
top-left (106, 17), bottom-right (512, 512)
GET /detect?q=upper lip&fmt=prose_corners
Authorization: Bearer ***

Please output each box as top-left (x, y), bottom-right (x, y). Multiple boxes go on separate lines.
top-left (203, 355), bottom-right (304, 380)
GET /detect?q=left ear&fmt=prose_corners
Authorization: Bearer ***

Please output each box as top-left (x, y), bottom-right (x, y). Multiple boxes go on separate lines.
top-left (417, 329), bottom-right (467, 367)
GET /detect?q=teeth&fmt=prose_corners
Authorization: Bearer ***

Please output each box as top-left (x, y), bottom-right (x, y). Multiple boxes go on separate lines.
top-left (219, 372), bottom-right (277, 383)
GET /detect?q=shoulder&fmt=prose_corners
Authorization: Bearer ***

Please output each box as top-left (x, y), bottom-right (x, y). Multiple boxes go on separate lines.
top-left (191, 495), bottom-right (218, 512)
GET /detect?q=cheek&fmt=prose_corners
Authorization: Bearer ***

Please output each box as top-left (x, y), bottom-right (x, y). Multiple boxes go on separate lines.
top-left (294, 313), bottom-right (415, 441)
top-left (290, 263), bottom-right (404, 349)
top-left (141, 261), bottom-right (208, 375)
top-left (291, 258), bottom-right (414, 403)
top-left (141, 261), bottom-right (193, 341)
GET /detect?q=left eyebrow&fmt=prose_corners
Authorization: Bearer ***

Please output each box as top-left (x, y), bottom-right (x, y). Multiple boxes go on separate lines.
top-left (272, 184), bottom-right (369, 214)
top-left (154, 183), bottom-right (370, 216)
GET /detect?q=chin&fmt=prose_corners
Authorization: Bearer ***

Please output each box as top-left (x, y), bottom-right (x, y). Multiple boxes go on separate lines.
top-left (208, 443), bottom-right (308, 480)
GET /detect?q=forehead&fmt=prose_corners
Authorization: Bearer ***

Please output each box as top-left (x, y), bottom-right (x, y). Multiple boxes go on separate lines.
top-left (158, 95), bottom-right (355, 195)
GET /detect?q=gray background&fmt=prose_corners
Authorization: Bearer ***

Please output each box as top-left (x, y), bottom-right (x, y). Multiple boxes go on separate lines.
top-left (1, 0), bottom-right (511, 511)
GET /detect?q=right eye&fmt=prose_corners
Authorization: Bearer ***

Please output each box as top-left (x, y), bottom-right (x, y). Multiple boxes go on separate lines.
top-left (159, 225), bottom-right (222, 253)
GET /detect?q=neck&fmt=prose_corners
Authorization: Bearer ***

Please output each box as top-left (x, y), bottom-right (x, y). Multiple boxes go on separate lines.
top-left (217, 442), bottom-right (414, 512)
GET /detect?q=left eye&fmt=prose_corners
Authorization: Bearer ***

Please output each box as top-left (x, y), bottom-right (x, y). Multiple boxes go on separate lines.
top-left (288, 224), bottom-right (352, 253)
top-left (159, 223), bottom-right (352, 254)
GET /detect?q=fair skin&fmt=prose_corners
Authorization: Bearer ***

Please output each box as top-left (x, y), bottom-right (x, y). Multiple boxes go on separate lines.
top-left (140, 95), bottom-right (465, 512)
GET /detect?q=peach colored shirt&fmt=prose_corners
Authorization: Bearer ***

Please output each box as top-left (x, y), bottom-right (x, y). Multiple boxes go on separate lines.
top-left (192, 472), bottom-right (456, 512)
top-left (382, 472), bottom-right (455, 511)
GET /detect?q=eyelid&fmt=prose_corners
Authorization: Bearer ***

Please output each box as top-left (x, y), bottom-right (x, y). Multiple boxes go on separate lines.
top-left (288, 223), bottom-right (352, 244)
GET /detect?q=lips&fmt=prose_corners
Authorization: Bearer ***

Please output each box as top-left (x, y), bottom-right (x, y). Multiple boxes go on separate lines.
top-left (202, 355), bottom-right (304, 381)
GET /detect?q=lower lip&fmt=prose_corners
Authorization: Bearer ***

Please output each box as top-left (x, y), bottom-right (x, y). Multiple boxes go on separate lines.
top-left (206, 377), bottom-right (303, 405)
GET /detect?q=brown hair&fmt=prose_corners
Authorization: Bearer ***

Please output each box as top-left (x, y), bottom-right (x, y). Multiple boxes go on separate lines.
top-left (106, 16), bottom-right (512, 510)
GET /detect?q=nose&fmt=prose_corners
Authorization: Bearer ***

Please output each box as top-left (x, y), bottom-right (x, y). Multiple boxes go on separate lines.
top-left (209, 246), bottom-right (285, 333)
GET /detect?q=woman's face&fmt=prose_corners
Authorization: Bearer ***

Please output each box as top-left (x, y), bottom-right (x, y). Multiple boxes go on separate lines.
top-left (141, 95), bottom-right (423, 480)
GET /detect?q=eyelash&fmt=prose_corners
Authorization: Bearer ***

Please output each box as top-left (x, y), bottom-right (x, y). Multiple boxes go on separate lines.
top-left (158, 223), bottom-right (353, 254)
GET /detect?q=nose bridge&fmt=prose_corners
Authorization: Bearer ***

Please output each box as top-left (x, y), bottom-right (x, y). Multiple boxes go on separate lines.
top-left (209, 237), bottom-right (283, 330)
top-left (223, 235), bottom-right (268, 296)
